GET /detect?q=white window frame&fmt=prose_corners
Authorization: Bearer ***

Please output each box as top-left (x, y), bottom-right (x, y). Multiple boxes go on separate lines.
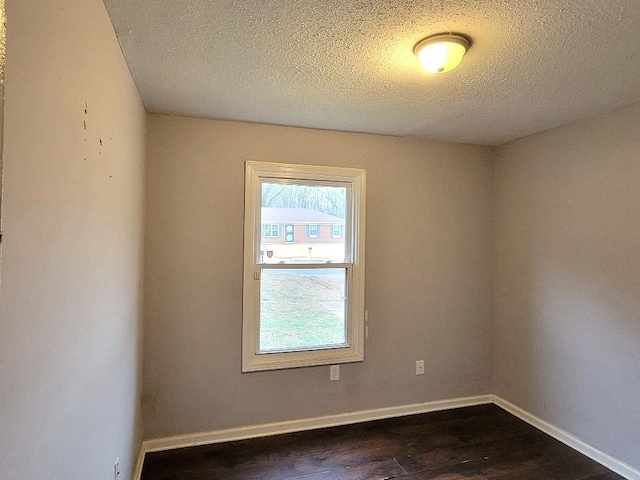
top-left (332, 224), bottom-right (342, 238)
top-left (308, 224), bottom-right (319, 238)
top-left (243, 161), bottom-right (366, 372)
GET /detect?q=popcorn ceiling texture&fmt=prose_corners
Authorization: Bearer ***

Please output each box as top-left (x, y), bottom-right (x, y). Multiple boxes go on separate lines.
top-left (103, 0), bottom-right (640, 145)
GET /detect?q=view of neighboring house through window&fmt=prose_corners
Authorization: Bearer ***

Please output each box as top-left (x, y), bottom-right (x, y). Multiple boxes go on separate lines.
top-left (243, 161), bottom-right (366, 371)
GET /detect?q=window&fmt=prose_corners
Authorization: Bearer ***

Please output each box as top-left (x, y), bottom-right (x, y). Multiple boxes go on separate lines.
top-left (332, 225), bottom-right (342, 238)
top-left (308, 224), bottom-right (318, 238)
top-left (243, 161), bottom-right (366, 371)
top-left (262, 224), bottom-right (280, 238)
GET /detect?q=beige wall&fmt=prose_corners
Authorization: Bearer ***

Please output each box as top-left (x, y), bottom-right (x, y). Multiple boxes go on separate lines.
top-left (144, 114), bottom-right (494, 438)
top-left (4, 0), bottom-right (638, 472)
top-left (0, 0), bottom-right (5, 231)
top-left (0, 0), bottom-right (146, 479)
top-left (494, 102), bottom-right (640, 470)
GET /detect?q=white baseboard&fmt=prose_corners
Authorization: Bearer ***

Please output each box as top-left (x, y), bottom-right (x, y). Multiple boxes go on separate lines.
top-left (133, 394), bottom-right (639, 480)
top-left (142, 394), bottom-right (492, 454)
top-left (493, 395), bottom-right (639, 480)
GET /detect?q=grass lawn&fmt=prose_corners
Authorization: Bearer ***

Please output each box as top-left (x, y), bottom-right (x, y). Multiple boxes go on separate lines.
top-left (260, 270), bottom-right (346, 351)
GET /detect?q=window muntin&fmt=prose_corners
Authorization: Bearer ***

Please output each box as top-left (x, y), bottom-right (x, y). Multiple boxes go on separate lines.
top-left (332, 224), bottom-right (342, 238)
top-left (308, 224), bottom-right (318, 238)
top-left (243, 161), bottom-right (366, 371)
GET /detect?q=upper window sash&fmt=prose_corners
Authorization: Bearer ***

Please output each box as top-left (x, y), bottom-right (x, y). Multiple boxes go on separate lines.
top-left (247, 165), bottom-right (362, 266)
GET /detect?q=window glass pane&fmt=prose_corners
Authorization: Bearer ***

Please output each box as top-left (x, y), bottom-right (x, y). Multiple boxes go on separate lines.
top-left (260, 182), bottom-right (347, 263)
top-left (259, 268), bottom-right (347, 352)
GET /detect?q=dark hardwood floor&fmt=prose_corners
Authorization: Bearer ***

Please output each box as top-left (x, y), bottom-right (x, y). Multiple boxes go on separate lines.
top-left (141, 404), bottom-right (624, 479)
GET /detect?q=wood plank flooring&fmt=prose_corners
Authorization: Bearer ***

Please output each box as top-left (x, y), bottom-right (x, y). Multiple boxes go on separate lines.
top-left (140, 404), bottom-right (624, 480)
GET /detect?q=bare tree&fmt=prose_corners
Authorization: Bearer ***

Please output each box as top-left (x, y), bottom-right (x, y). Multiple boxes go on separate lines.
top-left (261, 183), bottom-right (345, 218)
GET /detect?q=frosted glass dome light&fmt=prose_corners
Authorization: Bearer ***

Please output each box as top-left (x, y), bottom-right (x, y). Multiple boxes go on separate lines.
top-left (414, 33), bottom-right (470, 74)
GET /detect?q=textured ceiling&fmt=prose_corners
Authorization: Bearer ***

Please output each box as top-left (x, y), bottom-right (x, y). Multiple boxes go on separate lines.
top-left (103, 0), bottom-right (640, 145)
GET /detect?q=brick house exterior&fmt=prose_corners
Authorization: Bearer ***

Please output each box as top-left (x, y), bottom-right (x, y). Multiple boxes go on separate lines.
top-left (259, 207), bottom-right (345, 262)
top-left (260, 207), bottom-right (345, 245)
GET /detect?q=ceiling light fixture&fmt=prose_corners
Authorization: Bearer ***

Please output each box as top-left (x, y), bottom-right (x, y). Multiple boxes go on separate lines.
top-left (414, 33), bottom-right (470, 74)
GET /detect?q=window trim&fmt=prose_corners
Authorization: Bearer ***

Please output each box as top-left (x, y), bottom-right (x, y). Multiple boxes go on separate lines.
top-left (332, 224), bottom-right (342, 238)
top-left (308, 224), bottom-right (319, 238)
top-left (243, 161), bottom-right (366, 372)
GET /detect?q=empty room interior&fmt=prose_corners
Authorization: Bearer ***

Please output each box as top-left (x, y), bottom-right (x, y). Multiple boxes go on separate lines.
top-left (1, 0), bottom-right (640, 479)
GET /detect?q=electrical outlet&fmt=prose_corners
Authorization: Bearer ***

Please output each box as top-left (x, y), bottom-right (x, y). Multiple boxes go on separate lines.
top-left (330, 364), bottom-right (340, 381)
top-left (416, 360), bottom-right (425, 375)
top-left (114, 458), bottom-right (120, 480)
